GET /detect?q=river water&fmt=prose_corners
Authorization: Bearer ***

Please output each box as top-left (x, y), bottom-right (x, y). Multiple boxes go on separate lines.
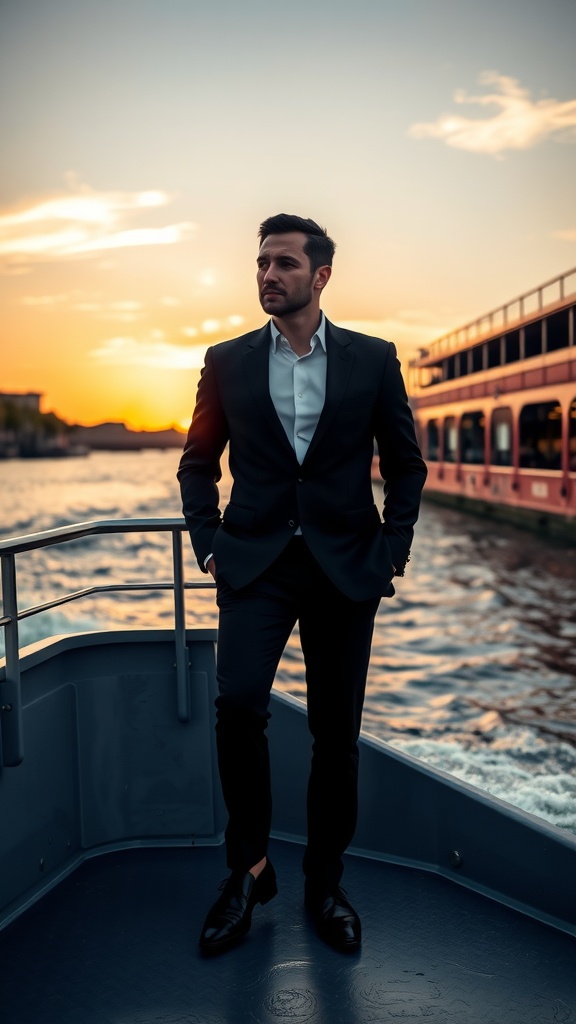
top-left (1, 450), bottom-right (576, 834)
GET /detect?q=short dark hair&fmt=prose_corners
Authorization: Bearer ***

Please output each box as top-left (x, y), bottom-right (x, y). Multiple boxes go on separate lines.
top-left (258, 213), bottom-right (336, 272)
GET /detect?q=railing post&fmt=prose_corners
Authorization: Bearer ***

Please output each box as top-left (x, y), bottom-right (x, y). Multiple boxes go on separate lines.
top-left (172, 530), bottom-right (191, 723)
top-left (0, 554), bottom-right (24, 766)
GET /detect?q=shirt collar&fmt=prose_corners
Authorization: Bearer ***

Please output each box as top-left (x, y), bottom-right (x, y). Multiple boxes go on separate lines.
top-left (270, 312), bottom-right (326, 354)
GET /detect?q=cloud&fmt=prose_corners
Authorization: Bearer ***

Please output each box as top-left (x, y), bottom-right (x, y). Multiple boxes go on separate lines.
top-left (553, 229), bottom-right (576, 241)
top-left (90, 315), bottom-right (246, 369)
top-left (201, 315), bottom-right (245, 334)
top-left (109, 300), bottom-right (142, 312)
top-left (90, 336), bottom-right (210, 371)
top-left (20, 291), bottom-right (144, 321)
top-left (409, 71), bottom-right (576, 156)
top-left (21, 293), bottom-right (70, 307)
top-left (0, 184), bottom-right (196, 267)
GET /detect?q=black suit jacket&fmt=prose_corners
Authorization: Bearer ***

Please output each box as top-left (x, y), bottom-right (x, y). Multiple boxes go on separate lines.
top-left (177, 319), bottom-right (427, 601)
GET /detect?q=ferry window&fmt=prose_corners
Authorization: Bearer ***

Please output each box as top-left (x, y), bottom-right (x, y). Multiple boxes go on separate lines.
top-left (427, 419), bottom-right (439, 461)
top-left (460, 411), bottom-right (485, 464)
top-left (547, 310), bottom-right (570, 353)
top-left (519, 401), bottom-right (562, 470)
top-left (444, 355), bottom-right (456, 380)
top-left (443, 416), bottom-right (458, 462)
top-left (471, 345), bottom-right (484, 374)
top-left (570, 398), bottom-right (576, 472)
top-left (490, 407), bottom-right (513, 466)
top-left (505, 330), bottom-right (520, 363)
top-left (524, 322), bottom-right (542, 359)
top-left (487, 337), bottom-right (502, 369)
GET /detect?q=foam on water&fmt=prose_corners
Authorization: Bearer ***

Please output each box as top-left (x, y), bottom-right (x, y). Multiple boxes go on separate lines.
top-left (387, 731), bottom-right (576, 833)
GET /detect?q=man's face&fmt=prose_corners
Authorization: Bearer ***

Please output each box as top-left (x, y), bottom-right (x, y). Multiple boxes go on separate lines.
top-left (257, 232), bottom-right (321, 317)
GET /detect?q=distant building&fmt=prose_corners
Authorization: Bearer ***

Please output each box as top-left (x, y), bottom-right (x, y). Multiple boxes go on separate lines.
top-left (0, 391), bottom-right (42, 412)
top-left (0, 391), bottom-right (64, 458)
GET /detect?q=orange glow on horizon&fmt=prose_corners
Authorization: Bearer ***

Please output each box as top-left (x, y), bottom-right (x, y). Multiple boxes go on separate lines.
top-left (3, 259), bottom-right (441, 431)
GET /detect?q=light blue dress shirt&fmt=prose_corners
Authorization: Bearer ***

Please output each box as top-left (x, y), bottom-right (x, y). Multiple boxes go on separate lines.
top-left (268, 314), bottom-right (327, 465)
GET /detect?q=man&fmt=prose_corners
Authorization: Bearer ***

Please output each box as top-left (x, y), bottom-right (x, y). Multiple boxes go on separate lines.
top-left (177, 214), bottom-right (427, 955)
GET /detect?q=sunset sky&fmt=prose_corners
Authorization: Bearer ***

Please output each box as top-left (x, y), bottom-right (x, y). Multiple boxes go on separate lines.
top-left (2, 0), bottom-right (576, 430)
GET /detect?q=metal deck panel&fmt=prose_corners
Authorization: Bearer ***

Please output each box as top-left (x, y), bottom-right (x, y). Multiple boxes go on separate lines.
top-left (1, 839), bottom-right (575, 1024)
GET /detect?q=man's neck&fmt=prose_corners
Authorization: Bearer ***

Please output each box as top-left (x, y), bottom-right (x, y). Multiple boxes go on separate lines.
top-left (272, 309), bottom-right (322, 357)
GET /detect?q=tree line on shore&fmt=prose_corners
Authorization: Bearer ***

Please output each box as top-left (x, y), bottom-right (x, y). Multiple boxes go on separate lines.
top-left (0, 398), bottom-right (70, 457)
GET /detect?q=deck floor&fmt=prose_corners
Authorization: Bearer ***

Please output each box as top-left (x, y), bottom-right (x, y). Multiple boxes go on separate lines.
top-left (2, 838), bottom-right (575, 1024)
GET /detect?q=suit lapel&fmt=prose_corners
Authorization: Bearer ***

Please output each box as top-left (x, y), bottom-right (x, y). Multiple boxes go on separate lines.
top-left (242, 323), bottom-right (297, 457)
top-left (304, 321), bottom-right (354, 463)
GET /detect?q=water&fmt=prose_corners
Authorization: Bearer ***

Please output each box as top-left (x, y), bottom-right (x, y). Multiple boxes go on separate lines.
top-left (1, 450), bottom-right (576, 834)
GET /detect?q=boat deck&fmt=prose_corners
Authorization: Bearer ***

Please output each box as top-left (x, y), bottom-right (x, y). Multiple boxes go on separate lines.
top-left (2, 838), bottom-right (575, 1024)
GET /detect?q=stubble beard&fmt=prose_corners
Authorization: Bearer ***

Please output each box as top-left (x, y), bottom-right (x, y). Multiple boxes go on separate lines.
top-left (259, 280), bottom-right (315, 318)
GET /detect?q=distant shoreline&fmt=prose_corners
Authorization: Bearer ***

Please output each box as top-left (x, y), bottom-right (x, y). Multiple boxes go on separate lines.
top-left (68, 422), bottom-right (186, 451)
top-left (0, 422), bottom-right (186, 459)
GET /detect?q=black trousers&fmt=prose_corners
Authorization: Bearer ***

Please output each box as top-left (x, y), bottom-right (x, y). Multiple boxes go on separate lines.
top-left (214, 536), bottom-right (380, 889)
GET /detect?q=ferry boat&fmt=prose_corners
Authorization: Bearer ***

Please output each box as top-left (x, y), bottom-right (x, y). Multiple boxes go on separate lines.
top-left (1, 519), bottom-right (575, 1021)
top-left (407, 267), bottom-right (576, 541)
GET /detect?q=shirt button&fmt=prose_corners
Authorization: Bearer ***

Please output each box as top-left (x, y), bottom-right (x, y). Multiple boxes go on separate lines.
top-left (297, 477), bottom-right (303, 483)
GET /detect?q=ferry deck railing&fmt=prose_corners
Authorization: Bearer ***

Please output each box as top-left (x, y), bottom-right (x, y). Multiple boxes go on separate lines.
top-left (0, 518), bottom-right (213, 767)
top-left (419, 265), bottom-right (576, 363)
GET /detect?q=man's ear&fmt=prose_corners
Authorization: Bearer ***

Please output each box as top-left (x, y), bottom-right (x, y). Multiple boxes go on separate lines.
top-left (314, 265), bottom-right (332, 292)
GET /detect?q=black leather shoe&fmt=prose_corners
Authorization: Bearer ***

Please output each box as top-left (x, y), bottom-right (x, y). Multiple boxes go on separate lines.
top-left (305, 883), bottom-right (361, 951)
top-left (199, 861), bottom-right (277, 954)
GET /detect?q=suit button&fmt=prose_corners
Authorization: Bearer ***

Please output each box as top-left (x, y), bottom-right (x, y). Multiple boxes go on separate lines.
top-left (297, 477), bottom-right (303, 483)
top-left (288, 520), bottom-right (295, 528)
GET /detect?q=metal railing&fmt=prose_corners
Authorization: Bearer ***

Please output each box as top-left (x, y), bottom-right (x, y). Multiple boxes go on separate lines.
top-left (417, 266), bottom-right (576, 363)
top-left (0, 518), bottom-right (215, 767)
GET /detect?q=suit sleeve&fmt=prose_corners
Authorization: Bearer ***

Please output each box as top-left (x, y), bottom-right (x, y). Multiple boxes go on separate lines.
top-left (374, 343), bottom-right (427, 574)
top-left (177, 347), bottom-right (230, 572)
